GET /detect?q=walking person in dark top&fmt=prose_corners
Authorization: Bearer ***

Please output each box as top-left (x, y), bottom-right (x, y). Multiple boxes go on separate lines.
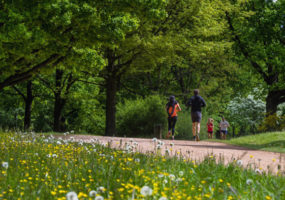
top-left (166, 95), bottom-right (182, 140)
top-left (187, 89), bottom-right (206, 141)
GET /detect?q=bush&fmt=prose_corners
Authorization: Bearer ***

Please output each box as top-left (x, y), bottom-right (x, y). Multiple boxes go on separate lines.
top-left (258, 114), bottom-right (285, 132)
top-left (117, 95), bottom-right (167, 137)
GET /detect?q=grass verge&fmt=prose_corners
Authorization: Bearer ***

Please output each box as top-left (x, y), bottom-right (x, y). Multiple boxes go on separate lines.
top-left (208, 131), bottom-right (285, 153)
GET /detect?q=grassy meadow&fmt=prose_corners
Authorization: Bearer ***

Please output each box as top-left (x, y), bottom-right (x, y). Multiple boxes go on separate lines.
top-left (0, 131), bottom-right (285, 200)
top-left (209, 131), bottom-right (285, 153)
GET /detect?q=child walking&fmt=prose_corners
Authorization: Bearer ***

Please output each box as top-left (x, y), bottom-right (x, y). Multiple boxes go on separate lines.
top-left (207, 118), bottom-right (214, 139)
top-left (166, 95), bottom-right (182, 140)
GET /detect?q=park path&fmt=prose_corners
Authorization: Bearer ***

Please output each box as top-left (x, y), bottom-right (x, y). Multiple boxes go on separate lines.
top-left (65, 135), bottom-right (285, 175)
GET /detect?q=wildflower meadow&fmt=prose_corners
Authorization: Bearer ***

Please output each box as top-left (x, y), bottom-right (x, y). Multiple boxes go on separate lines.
top-left (0, 132), bottom-right (284, 200)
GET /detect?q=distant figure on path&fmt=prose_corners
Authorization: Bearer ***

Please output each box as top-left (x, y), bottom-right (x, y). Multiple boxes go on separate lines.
top-left (166, 95), bottom-right (181, 140)
top-left (207, 118), bottom-right (214, 139)
top-left (187, 89), bottom-right (206, 141)
top-left (219, 116), bottom-right (230, 140)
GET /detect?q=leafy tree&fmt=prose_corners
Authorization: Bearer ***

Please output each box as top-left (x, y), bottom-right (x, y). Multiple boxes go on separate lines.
top-left (226, 0), bottom-right (285, 116)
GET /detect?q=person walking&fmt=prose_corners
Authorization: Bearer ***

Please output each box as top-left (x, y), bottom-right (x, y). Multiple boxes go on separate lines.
top-left (166, 95), bottom-right (182, 140)
top-left (187, 89), bottom-right (206, 141)
top-left (219, 116), bottom-right (230, 140)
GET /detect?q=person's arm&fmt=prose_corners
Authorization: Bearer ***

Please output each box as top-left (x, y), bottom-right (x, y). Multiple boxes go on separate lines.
top-left (177, 103), bottom-right (182, 112)
top-left (201, 97), bottom-right (206, 107)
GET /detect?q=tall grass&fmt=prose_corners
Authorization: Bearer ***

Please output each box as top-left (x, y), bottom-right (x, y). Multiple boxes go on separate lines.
top-left (0, 132), bottom-right (284, 200)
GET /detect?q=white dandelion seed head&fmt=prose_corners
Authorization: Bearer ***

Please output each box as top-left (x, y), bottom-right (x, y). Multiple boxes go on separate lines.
top-left (158, 174), bottom-right (164, 178)
top-left (52, 154), bottom-right (58, 158)
top-left (170, 143), bottom-right (174, 147)
top-left (57, 141), bottom-right (62, 145)
top-left (163, 179), bottom-right (168, 184)
top-left (152, 138), bottom-right (157, 143)
top-left (2, 162), bottom-right (8, 169)
top-left (89, 190), bottom-right (97, 197)
top-left (165, 149), bottom-right (170, 154)
top-left (135, 158), bottom-right (140, 163)
top-left (246, 179), bottom-right (253, 185)
top-left (133, 142), bottom-right (138, 146)
top-left (70, 130), bottom-right (74, 134)
top-left (255, 169), bottom-right (262, 174)
top-left (157, 144), bottom-right (162, 149)
top-left (159, 197), bottom-right (167, 200)
top-left (47, 154), bottom-right (51, 158)
top-left (176, 178), bottom-right (183, 182)
top-left (237, 160), bottom-right (243, 166)
top-left (66, 191), bottom-right (78, 200)
top-left (97, 186), bottom-right (105, 192)
top-left (179, 171), bottom-right (184, 177)
top-left (169, 174), bottom-right (175, 181)
top-left (140, 186), bottom-right (153, 196)
top-left (90, 139), bottom-right (95, 143)
top-left (95, 196), bottom-right (104, 200)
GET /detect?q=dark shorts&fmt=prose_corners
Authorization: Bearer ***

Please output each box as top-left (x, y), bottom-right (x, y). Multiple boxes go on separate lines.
top-left (208, 131), bottom-right (213, 134)
top-left (221, 130), bottom-right (228, 134)
top-left (191, 112), bottom-right (202, 122)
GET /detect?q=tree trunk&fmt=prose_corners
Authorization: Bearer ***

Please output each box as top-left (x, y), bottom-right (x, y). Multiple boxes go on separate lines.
top-left (24, 81), bottom-right (33, 131)
top-left (53, 69), bottom-right (64, 132)
top-left (265, 90), bottom-right (279, 116)
top-left (105, 73), bottom-right (117, 136)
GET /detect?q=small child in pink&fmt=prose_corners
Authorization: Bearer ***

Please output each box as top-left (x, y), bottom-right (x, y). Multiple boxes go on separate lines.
top-left (207, 118), bottom-right (214, 139)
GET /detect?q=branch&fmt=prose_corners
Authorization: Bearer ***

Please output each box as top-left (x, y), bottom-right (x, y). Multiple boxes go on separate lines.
top-left (225, 12), bottom-right (270, 84)
top-left (0, 54), bottom-right (61, 90)
top-left (12, 85), bottom-right (26, 101)
top-left (36, 75), bottom-right (55, 93)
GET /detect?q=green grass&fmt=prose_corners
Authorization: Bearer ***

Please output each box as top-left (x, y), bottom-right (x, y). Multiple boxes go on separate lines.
top-left (208, 131), bottom-right (285, 153)
top-left (0, 131), bottom-right (284, 200)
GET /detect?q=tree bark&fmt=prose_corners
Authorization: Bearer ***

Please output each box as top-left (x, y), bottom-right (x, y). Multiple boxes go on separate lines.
top-left (53, 69), bottom-right (65, 132)
top-left (266, 90), bottom-right (279, 116)
top-left (105, 73), bottom-right (117, 136)
top-left (24, 81), bottom-right (33, 131)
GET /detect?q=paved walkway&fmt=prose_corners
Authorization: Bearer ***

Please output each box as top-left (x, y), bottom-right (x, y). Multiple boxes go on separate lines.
top-left (65, 135), bottom-right (285, 175)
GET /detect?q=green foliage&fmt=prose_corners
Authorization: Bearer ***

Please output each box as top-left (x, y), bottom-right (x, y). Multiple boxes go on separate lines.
top-left (226, 95), bottom-right (266, 135)
top-left (117, 95), bottom-right (167, 137)
top-left (258, 114), bottom-right (285, 133)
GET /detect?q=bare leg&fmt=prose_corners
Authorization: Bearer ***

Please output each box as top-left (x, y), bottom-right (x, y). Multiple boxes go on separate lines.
top-left (192, 122), bottom-right (196, 136)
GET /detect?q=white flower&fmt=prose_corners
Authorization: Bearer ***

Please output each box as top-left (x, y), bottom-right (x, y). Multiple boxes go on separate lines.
top-left (2, 162), bottom-right (8, 169)
top-left (70, 130), bottom-right (74, 134)
top-left (237, 160), bottom-right (243, 166)
top-left (57, 141), bottom-right (62, 145)
top-left (176, 178), bottom-right (183, 182)
top-left (95, 196), bottom-right (104, 200)
top-left (163, 179), bottom-right (168, 184)
top-left (157, 144), bottom-right (162, 149)
top-left (90, 139), bottom-right (95, 143)
top-left (152, 138), bottom-right (157, 143)
top-left (135, 158), bottom-right (140, 163)
top-left (140, 186), bottom-right (153, 196)
top-left (169, 174), bottom-right (175, 181)
top-left (89, 190), bottom-right (97, 197)
top-left (179, 171), bottom-right (184, 177)
top-left (47, 154), bottom-right (51, 158)
top-left (158, 174), bottom-right (164, 178)
top-left (255, 169), bottom-right (262, 174)
top-left (159, 197), bottom-right (167, 200)
top-left (133, 142), bottom-right (138, 146)
top-left (97, 186), bottom-right (105, 192)
top-left (66, 191), bottom-right (78, 200)
top-left (165, 149), bottom-right (170, 154)
top-left (52, 154), bottom-right (58, 158)
top-left (246, 179), bottom-right (253, 185)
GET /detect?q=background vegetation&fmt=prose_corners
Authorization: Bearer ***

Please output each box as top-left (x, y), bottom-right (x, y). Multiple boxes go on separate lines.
top-left (0, 0), bottom-right (284, 138)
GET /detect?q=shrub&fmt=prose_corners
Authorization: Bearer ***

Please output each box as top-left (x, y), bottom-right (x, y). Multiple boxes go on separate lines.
top-left (117, 95), bottom-right (167, 137)
top-left (258, 114), bottom-right (285, 132)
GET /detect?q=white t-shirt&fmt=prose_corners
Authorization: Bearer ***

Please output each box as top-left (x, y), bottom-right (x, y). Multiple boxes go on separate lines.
top-left (220, 120), bottom-right (229, 131)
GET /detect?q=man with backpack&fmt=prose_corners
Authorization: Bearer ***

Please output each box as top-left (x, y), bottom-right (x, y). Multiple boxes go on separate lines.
top-left (187, 89), bottom-right (206, 141)
top-left (166, 95), bottom-right (182, 140)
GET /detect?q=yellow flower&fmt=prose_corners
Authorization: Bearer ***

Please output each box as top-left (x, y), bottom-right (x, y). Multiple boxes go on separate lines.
top-left (219, 179), bottom-right (223, 183)
top-left (265, 196), bottom-right (272, 200)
